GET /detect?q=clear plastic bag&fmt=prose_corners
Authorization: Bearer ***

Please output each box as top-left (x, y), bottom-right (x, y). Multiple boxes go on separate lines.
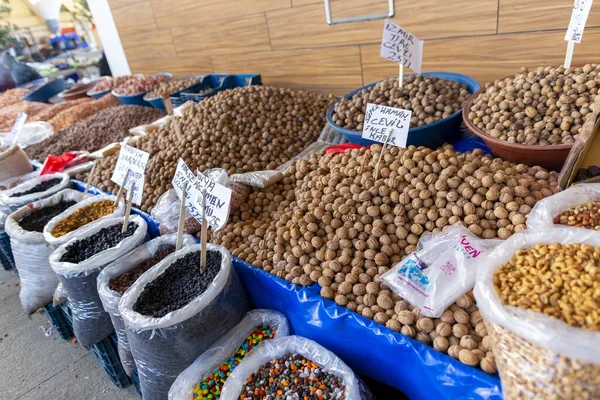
top-left (49, 215), bottom-right (148, 348)
top-left (4, 189), bottom-right (87, 314)
top-left (43, 194), bottom-right (125, 248)
top-left (527, 183), bottom-right (600, 230)
top-left (97, 233), bottom-right (197, 376)
top-left (220, 335), bottom-right (365, 400)
top-left (0, 172), bottom-right (70, 214)
top-left (0, 121), bottom-right (53, 149)
top-left (151, 189), bottom-right (201, 235)
top-left (474, 227), bottom-right (600, 399)
top-left (168, 309), bottom-right (290, 400)
top-left (380, 223), bottom-right (499, 318)
top-left (119, 243), bottom-right (249, 400)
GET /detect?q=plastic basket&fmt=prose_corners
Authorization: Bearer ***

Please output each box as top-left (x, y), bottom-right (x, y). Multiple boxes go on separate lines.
top-left (43, 303), bottom-right (73, 340)
top-left (89, 334), bottom-right (132, 388)
top-left (144, 75), bottom-right (205, 109)
top-left (58, 301), bottom-right (73, 328)
top-left (0, 230), bottom-right (16, 271)
top-left (174, 73), bottom-right (261, 106)
top-left (131, 369), bottom-right (141, 396)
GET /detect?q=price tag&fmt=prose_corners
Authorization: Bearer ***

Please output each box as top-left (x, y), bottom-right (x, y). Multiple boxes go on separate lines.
top-left (110, 144), bottom-right (150, 186)
top-left (362, 104), bottom-right (412, 147)
top-left (195, 171), bottom-right (232, 231)
top-left (171, 158), bottom-right (202, 220)
top-left (125, 171), bottom-right (145, 206)
top-left (7, 112), bottom-right (27, 146)
top-left (380, 19), bottom-right (424, 74)
top-left (565, 0), bottom-right (594, 43)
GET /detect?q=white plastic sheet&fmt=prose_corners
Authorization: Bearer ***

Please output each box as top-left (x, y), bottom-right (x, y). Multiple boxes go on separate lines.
top-left (119, 243), bottom-right (249, 400)
top-left (220, 335), bottom-right (363, 400)
top-left (43, 194), bottom-right (125, 248)
top-left (0, 172), bottom-right (70, 214)
top-left (97, 233), bottom-right (196, 376)
top-left (5, 189), bottom-right (86, 313)
top-left (168, 309), bottom-right (290, 400)
top-left (49, 215), bottom-right (147, 348)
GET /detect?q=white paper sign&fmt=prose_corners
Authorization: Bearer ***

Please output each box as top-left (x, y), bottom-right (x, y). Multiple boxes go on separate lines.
top-left (110, 144), bottom-right (150, 186)
top-left (125, 171), bottom-right (145, 206)
top-left (565, 0), bottom-right (594, 43)
top-left (171, 158), bottom-right (203, 221)
top-left (380, 19), bottom-right (424, 73)
top-left (7, 112), bottom-right (27, 145)
top-left (362, 104), bottom-right (412, 147)
top-left (195, 171), bottom-right (232, 231)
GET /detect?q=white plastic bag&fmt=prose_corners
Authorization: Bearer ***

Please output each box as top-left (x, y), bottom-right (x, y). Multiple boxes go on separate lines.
top-left (119, 243), bottom-right (249, 400)
top-left (380, 223), bottom-right (499, 318)
top-left (97, 233), bottom-right (197, 376)
top-left (0, 121), bottom-right (53, 149)
top-left (49, 215), bottom-right (147, 348)
top-left (527, 183), bottom-right (600, 230)
top-left (0, 172), bottom-right (70, 214)
top-left (474, 227), bottom-right (600, 399)
top-left (0, 169), bottom-right (38, 191)
top-left (168, 309), bottom-right (290, 400)
top-left (43, 194), bottom-right (125, 248)
top-left (5, 189), bottom-right (87, 313)
top-left (220, 335), bottom-right (363, 400)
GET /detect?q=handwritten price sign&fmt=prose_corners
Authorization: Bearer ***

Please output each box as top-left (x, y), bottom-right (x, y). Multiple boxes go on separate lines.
top-left (380, 19), bottom-right (424, 73)
top-left (362, 104), bottom-right (412, 147)
top-left (565, 0), bottom-right (594, 43)
top-left (111, 144), bottom-right (150, 186)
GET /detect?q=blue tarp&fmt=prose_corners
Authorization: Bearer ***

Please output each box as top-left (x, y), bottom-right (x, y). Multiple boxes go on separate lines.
top-left (233, 257), bottom-right (502, 400)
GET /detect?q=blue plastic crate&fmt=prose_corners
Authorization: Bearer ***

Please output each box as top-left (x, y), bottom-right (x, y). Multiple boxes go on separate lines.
top-left (90, 334), bottom-right (132, 388)
top-left (145, 75), bottom-right (205, 110)
top-left (130, 370), bottom-right (141, 396)
top-left (43, 303), bottom-right (73, 340)
top-left (58, 301), bottom-right (73, 328)
top-left (174, 73), bottom-right (261, 106)
top-left (0, 230), bottom-right (16, 271)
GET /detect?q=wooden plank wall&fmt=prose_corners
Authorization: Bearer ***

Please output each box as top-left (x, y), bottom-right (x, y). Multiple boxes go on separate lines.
top-left (108, 0), bottom-right (600, 95)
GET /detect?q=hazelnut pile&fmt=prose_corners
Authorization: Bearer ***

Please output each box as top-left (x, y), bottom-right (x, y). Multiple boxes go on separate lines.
top-left (77, 86), bottom-right (335, 212)
top-left (332, 76), bottom-right (469, 131)
top-left (91, 76), bottom-right (138, 93)
top-left (145, 77), bottom-right (202, 99)
top-left (211, 144), bottom-right (559, 372)
top-left (468, 64), bottom-right (600, 145)
top-left (113, 75), bottom-right (171, 96)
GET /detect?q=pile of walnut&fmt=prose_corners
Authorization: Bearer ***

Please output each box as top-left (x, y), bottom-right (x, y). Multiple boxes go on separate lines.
top-left (211, 144), bottom-right (559, 373)
top-left (77, 86), bottom-right (335, 212)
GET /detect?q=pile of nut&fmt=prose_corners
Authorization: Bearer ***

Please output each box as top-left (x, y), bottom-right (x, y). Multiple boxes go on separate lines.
top-left (211, 144), bottom-right (559, 371)
top-left (0, 88), bottom-right (28, 109)
top-left (331, 76), bottom-right (469, 131)
top-left (48, 94), bottom-right (120, 132)
top-left (0, 101), bottom-right (50, 131)
top-left (113, 75), bottom-right (171, 96)
top-left (32, 98), bottom-right (92, 123)
top-left (77, 86), bottom-right (335, 212)
top-left (468, 64), bottom-right (600, 145)
top-left (145, 77), bottom-right (202, 99)
top-left (91, 76), bottom-right (138, 93)
top-left (555, 201), bottom-right (600, 230)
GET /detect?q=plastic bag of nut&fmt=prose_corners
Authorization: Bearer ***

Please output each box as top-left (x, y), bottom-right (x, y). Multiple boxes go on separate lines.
top-left (220, 335), bottom-right (372, 400)
top-left (168, 309), bottom-right (290, 399)
top-left (97, 233), bottom-right (197, 376)
top-left (474, 227), bottom-right (600, 399)
top-left (527, 183), bottom-right (600, 230)
top-left (119, 243), bottom-right (249, 400)
top-left (49, 215), bottom-right (148, 348)
top-left (0, 172), bottom-right (71, 214)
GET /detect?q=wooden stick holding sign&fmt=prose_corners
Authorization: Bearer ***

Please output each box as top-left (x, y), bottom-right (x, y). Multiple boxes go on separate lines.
top-left (564, 0), bottom-right (594, 69)
top-left (200, 189), bottom-right (208, 270)
top-left (175, 183), bottom-right (187, 251)
top-left (163, 93), bottom-right (174, 115)
top-left (84, 162), bottom-right (96, 195)
top-left (374, 127), bottom-right (394, 180)
top-left (122, 183), bottom-right (134, 233)
top-left (398, 45), bottom-right (404, 89)
top-left (114, 168), bottom-right (130, 206)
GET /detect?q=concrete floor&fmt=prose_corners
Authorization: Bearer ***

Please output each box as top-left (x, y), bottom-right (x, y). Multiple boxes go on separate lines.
top-left (0, 268), bottom-right (138, 400)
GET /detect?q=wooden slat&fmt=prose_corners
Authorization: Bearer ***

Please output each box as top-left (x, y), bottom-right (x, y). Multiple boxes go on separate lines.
top-left (108, 0), bottom-right (144, 10)
top-left (129, 57), bottom-right (213, 77)
top-left (267, 0), bottom-right (497, 50)
top-left (171, 14), bottom-right (271, 57)
top-left (210, 46), bottom-right (362, 87)
top-left (361, 28), bottom-right (600, 85)
top-left (283, 85), bottom-right (355, 96)
top-left (120, 29), bottom-right (177, 62)
top-left (112, 1), bottom-right (157, 35)
top-left (291, 0), bottom-right (322, 6)
top-left (499, 0), bottom-right (600, 33)
top-left (150, 0), bottom-right (291, 29)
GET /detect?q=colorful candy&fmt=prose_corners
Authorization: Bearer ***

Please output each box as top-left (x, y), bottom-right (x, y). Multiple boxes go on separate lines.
top-left (239, 353), bottom-right (346, 400)
top-left (193, 325), bottom-right (275, 399)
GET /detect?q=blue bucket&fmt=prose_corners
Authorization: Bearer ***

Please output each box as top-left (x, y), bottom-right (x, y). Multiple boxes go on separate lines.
top-left (112, 72), bottom-right (173, 107)
top-left (144, 75), bottom-right (205, 109)
top-left (326, 72), bottom-right (480, 148)
top-left (23, 77), bottom-right (66, 103)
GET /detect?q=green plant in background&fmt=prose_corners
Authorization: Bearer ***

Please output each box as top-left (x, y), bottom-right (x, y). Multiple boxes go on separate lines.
top-left (0, 0), bottom-right (17, 51)
top-left (71, 0), bottom-right (92, 23)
